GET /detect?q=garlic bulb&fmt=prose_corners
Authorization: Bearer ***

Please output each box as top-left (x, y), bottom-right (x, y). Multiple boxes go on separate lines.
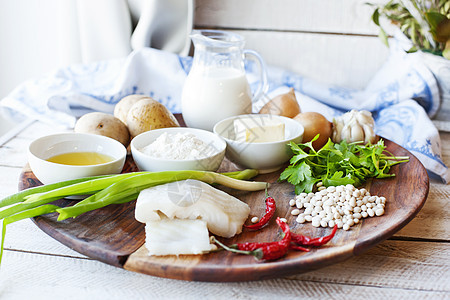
top-left (332, 110), bottom-right (376, 144)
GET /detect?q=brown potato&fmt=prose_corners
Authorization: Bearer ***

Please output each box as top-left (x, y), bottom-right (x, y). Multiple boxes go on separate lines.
top-left (74, 112), bottom-right (130, 147)
top-left (126, 99), bottom-right (179, 138)
top-left (259, 88), bottom-right (300, 118)
top-left (293, 112), bottom-right (332, 150)
top-left (114, 94), bottom-right (150, 124)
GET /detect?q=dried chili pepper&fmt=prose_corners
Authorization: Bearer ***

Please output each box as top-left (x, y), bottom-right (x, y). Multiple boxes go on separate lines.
top-left (291, 225), bottom-right (337, 247)
top-left (289, 244), bottom-right (310, 252)
top-left (212, 217), bottom-right (291, 261)
top-left (244, 187), bottom-right (276, 230)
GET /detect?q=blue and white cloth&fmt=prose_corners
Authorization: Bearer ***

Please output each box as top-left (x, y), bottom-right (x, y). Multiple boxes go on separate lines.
top-left (1, 45), bottom-right (448, 183)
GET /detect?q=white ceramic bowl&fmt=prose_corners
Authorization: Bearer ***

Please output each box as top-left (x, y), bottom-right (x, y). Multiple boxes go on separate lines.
top-left (28, 133), bottom-right (127, 184)
top-left (213, 114), bottom-right (304, 173)
top-left (130, 127), bottom-right (226, 172)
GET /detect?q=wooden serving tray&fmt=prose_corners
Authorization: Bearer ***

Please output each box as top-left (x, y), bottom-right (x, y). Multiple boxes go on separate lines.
top-left (19, 139), bottom-right (429, 282)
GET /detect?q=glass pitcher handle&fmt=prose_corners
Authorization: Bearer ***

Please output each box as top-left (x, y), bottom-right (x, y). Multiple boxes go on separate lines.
top-left (243, 49), bottom-right (268, 103)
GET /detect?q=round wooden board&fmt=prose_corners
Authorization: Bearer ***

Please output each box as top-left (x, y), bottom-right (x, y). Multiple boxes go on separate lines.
top-left (19, 139), bottom-right (429, 282)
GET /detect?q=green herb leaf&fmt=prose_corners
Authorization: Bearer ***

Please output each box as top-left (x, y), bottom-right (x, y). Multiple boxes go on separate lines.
top-left (279, 137), bottom-right (409, 194)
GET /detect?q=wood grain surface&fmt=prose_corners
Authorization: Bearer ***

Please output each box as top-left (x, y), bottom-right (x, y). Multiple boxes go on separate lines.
top-left (18, 139), bottom-right (429, 282)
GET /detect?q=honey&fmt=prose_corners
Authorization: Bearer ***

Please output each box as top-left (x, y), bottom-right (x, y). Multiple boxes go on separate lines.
top-left (47, 152), bottom-right (114, 166)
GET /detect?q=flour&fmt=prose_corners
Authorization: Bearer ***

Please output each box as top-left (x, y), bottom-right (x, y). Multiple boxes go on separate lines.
top-left (140, 132), bottom-right (216, 160)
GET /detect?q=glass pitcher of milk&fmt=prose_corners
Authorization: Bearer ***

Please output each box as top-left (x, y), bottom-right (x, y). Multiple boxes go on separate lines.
top-left (181, 30), bottom-right (268, 131)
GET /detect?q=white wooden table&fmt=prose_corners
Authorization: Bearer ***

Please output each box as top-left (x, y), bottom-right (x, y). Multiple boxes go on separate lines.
top-left (0, 120), bottom-right (449, 299)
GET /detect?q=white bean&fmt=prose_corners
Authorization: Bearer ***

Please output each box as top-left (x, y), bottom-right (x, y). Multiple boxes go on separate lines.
top-left (305, 215), bottom-right (313, 222)
top-left (291, 209), bottom-right (301, 216)
top-left (361, 211), bottom-right (368, 218)
top-left (367, 208), bottom-right (375, 217)
top-left (343, 224), bottom-right (350, 231)
top-left (251, 217), bottom-right (259, 223)
top-left (296, 215), bottom-right (306, 223)
top-left (375, 208), bottom-right (385, 216)
top-left (312, 217), bottom-right (321, 227)
top-left (353, 213), bottom-right (362, 219)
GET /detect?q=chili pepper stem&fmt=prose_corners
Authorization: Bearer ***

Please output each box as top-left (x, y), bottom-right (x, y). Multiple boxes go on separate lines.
top-left (210, 236), bottom-right (263, 260)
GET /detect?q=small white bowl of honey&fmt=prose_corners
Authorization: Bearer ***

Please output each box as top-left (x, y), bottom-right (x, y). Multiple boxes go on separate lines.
top-left (28, 133), bottom-right (126, 184)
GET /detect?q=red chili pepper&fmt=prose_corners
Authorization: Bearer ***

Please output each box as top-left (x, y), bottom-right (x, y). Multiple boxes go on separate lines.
top-left (289, 244), bottom-right (310, 252)
top-left (244, 188), bottom-right (276, 230)
top-left (291, 225), bottom-right (337, 247)
top-left (213, 217), bottom-right (291, 261)
top-left (241, 218), bottom-right (290, 260)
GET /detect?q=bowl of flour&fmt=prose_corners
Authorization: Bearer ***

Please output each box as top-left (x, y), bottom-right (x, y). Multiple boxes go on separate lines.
top-left (130, 127), bottom-right (226, 172)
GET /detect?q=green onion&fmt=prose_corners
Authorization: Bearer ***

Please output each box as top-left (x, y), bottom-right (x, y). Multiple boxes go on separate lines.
top-left (56, 170), bottom-right (267, 220)
top-left (23, 172), bottom-right (145, 204)
top-left (0, 205), bottom-right (59, 263)
top-left (0, 174), bottom-right (116, 209)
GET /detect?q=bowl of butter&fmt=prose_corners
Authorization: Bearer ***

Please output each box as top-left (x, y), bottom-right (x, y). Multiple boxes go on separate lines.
top-left (213, 114), bottom-right (304, 173)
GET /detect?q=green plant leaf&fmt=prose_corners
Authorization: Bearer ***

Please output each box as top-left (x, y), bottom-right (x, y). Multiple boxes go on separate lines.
top-left (426, 12), bottom-right (447, 30)
top-left (379, 27), bottom-right (389, 46)
top-left (372, 8), bottom-right (381, 26)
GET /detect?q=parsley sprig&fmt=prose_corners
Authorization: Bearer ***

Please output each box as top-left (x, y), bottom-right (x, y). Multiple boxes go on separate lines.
top-left (279, 135), bottom-right (409, 194)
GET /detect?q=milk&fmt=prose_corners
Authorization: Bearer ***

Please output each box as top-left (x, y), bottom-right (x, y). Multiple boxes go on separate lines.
top-left (181, 67), bottom-right (252, 131)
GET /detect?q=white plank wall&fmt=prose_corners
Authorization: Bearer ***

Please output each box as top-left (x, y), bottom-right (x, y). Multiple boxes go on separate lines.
top-left (194, 0), bottom-right (390, 89)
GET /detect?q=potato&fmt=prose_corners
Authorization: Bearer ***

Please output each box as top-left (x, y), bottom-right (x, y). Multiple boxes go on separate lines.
top-left (259, 88), bottom-right (300, 118)
top-left (126, 99), bottom-right (179, 137)
top-left (74, 112), bottom-right (130, 147)
top-left (114, 94), bottom-right (150, 124)
top-left (293, 112), bottom-right (332, 150)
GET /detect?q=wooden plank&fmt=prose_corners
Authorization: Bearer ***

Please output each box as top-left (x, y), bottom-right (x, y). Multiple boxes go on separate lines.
top-left (2, 219), bottom-right (85, 258)
top-left (0, 166), bottom-right (22, 199)
top-left (0, 137), bottom-right (31, 168)
top-left (15, 120), bottom-right (70, 140)
top-left (289, 239), bottom-right (450, 292)
top-left (229, 30), bottom-right (389, 89)
top-left (195, 0), bottom-right (384, 35)
top-left (393, 131), bottom-right (449, 240)
top-left (394, 181), bottom-right (450, 240)
top-left (0, 240), bottom-right (448, 299)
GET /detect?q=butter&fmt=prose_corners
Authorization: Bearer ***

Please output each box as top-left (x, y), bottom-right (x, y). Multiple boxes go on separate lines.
top-left (234, 116), bottom-right (285, 143)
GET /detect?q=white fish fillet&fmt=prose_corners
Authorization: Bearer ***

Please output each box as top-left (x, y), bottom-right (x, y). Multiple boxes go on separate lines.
top-left (145, 218), bottom-right (213, 255)
top-left (135, 179), bottom-right (250, 238)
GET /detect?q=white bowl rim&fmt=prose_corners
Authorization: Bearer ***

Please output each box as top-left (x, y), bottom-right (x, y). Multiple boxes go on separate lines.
top-left (213, 114), bottom-right (304, 145)
top-left (28, 132), bottom-right (127, 168)
top-left (131, 127), bottom-right (227, 162)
